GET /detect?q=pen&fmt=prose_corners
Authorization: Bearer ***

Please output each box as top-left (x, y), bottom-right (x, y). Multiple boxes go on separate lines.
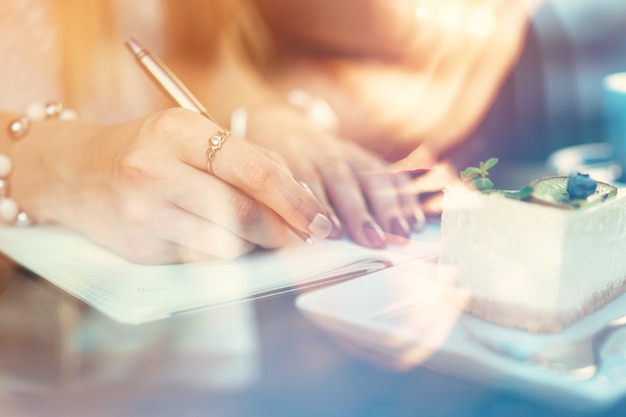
top-left (125, 37), bottom-right (217, 122)
top-left (124, 38), bottom-right (313, 245)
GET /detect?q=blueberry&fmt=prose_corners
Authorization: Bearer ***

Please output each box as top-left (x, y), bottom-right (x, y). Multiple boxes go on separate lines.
top-left (566, 173), bottom-right (597, 200)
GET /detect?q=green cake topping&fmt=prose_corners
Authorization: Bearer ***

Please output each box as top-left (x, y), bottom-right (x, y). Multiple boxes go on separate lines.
top-left (460, 157), bottom-right (499, 191)
top-left (460, 158), bottom-right (618, 209)
top-left (529, 176), bottom-right (617, 209)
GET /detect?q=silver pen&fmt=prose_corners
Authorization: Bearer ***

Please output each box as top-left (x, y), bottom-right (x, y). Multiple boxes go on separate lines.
top-left (125, 37), bottom-right (216, 123)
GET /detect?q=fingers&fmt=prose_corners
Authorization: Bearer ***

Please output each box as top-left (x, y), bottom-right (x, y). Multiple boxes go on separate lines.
top-left (293, 165), bottom-right (344, 239)
top-left (98, 208), bottom-right (257, 264)
top-left (156, 206), bottom-right (259, 260)
top-left (356, 169), bottom-right (412, 244)
top-left (393, 173), bottom-right (427, 232)
top-left (164, 163), bottom-right (291, 245)
top-left (211, 140), bottom-right (331, 238)
top-left (406, 160), bottom-right (461, 220)
top-left (318, 156), bottom-right (388, 248)
top-left (312, 142), bottom-right (426, 248)
top-left (109, 167), bottom-right (283, 262)
top-left (110, 179), bottom-right (288, 264)
top-left (145, 109), bottom-right (332, 239)
top-left (346, 147), bottom-right (424, 243)
top-left (127, 222), bottom-right (256, 264)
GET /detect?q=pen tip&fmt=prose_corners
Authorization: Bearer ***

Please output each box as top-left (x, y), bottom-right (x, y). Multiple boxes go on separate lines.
top-left (124, 37), bottom-right (142, 55)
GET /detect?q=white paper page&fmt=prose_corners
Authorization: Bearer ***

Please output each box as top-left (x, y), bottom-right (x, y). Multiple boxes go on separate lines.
top-left (0, 224), bottom-right (440, 324)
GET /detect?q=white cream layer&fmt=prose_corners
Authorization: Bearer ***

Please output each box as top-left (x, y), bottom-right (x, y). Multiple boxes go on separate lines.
top-left (439, 187), bottom-right (626, 314)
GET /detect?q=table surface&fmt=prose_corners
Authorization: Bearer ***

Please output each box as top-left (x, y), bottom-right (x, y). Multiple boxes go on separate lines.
top-left (2, 163), bottom-right (626, 417)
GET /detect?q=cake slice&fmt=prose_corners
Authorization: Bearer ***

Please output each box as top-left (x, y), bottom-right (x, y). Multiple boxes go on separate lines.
top-left (438, 171), bottom-right (626, 333)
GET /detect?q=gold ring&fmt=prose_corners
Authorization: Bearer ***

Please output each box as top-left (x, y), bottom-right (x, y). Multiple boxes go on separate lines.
top-left (205, 130), bottom-right (230, 173)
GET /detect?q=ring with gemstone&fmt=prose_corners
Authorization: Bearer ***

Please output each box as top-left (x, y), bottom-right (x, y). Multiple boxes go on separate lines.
top-left (205, 130), bottom-right (230, 173)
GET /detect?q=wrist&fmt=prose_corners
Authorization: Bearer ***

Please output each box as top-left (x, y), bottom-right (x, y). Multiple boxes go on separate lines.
top-left (1, 103), bottom-right (78, 226)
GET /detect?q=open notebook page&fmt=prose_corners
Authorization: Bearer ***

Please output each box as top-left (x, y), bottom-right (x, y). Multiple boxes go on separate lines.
top-left (0, 224), bottom-right (440, 324)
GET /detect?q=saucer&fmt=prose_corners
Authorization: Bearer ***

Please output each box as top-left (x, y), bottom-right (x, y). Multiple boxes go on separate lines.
top-left (547, 143), bottom-right (623, 184)
top-left (296, 258), bottom-right (626, 410)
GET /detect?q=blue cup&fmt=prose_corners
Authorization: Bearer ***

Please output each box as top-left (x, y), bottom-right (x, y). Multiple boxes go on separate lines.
top-left (604, 72), bottom-right (626, 181)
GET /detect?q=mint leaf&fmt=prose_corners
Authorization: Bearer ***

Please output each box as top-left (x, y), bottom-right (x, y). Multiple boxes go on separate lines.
top-left (460, 166), bottom-right (481, 180)
top-left (501, 186), bottom-right (533, 200)
top-left (483, 157), bottom-right (499, 171)
top-left (460, 157), bottom-right (499, 191)
top-left (473, 177), bottom-right (494, 190)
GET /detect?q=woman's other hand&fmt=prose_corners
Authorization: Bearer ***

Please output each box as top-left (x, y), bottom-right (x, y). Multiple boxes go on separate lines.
top-left (242, 104), bottom-right (426, 249)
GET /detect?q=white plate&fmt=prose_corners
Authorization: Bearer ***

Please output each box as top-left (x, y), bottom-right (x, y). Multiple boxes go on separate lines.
top-left (296, 259), bottom-right (626, 411)
top-left (547, 142), bottom-right (623, 183)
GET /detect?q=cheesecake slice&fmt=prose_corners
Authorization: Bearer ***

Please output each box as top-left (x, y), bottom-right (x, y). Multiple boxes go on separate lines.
top-left (438, 177), bottom-right (626, 333)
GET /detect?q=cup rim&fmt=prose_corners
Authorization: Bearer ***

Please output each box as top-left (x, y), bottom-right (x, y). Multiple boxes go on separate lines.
top-left (604, 72), bottom-right (626, 92)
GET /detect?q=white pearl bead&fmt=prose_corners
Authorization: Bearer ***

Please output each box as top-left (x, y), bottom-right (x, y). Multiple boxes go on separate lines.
top-left (15, 211), bottom-right (32, 226)
top-left (0, 179), bottom-right (8, 197)
top-left (45, 102), bottom-right (63, 117)
top-left (0, 197), bottom-right (19, 223)
top-left (60, 109), bottom-right (78, 120)
top-left (26, 102), bottom-right (46, 121)
top-left (0, 154), bottom-right (13, 177)
top-left (8, 117), bottom-right (29, 138)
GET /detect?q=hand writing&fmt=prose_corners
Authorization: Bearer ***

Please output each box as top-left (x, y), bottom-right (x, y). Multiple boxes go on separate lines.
top-left (15, 108), bottom-right (331, 263)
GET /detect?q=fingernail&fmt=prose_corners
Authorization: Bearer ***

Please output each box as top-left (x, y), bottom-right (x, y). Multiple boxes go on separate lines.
top-left (327, 212), bottom-right (343, 239)
top-left (362, 221), bottom-right (386, 248)
top-left (389, 217), bottom-right (411, 239)
top-left (308, 213), bottom-right (332, 238)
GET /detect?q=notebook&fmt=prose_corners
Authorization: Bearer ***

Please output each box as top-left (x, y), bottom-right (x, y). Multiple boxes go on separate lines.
top-left (0, 224), bottom-right (440, 324)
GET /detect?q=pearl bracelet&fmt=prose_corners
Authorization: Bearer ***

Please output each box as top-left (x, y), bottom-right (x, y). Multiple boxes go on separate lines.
top-left (1, 102), bottom-right (77, 226)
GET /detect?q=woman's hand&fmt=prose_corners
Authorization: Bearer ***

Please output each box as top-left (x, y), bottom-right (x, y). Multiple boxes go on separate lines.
top-left (242, 103), bottom-right (426, 249)
top-left (12, 108), bottom-right (331, 263)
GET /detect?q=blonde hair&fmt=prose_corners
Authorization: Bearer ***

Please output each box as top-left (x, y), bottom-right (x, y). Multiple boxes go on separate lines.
top-left (163, 0), bottom-right (271, 66)
top-left (53, 0), bottom-right (270, 112)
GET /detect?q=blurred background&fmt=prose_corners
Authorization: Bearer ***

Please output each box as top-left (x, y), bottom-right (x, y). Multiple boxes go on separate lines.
top-left (466, 0), bottom-right (626, 165)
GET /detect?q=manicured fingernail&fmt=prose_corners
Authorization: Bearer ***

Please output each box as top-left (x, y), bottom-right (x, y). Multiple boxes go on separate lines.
top-left (362, 221), bottom-right (386, 248)
top-left (308, 213), bottom-right (332, 238)
top-left (327, 212), bottom-right (343, 239)
top-left (390, 217), bottom-right (411, 239)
